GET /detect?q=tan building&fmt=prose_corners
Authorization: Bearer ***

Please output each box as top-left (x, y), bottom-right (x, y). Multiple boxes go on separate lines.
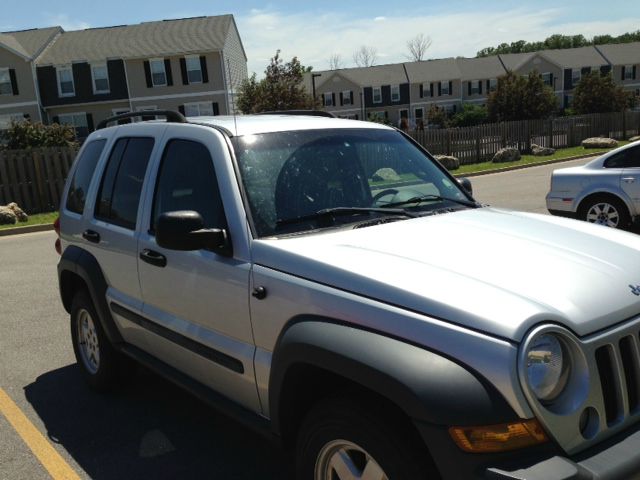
top-left (596, 42), bottom-right (640, 97)
top-left (34, 15), bottom-right (247, 136)
top-left (0, 27), bottom-right (61, 129)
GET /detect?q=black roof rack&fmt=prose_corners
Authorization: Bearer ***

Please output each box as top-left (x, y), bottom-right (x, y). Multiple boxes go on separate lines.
top-left (96, 110), bottom-right (187, 130)
top-left (256, 110), bottom-right (336, 118)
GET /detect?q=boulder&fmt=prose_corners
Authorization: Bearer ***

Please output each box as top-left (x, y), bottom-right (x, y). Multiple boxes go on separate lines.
top-left (581, 137), bottom-right (618, 149)
top-left (492, 148), bottom-right (521, 163)
top-left (531, 143), bottom-right (555, 156)
top-left (629, 135), bottom-right (640, 143)
top-left (372, 168), bottom-right (401, 182)
top-left (0, 202), bottom-right (28, 225)
top-left (435, 155), bottom-right (460, 171)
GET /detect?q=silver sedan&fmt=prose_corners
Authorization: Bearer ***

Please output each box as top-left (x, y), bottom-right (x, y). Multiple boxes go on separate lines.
top-left (546, 140), bottom-right (640, 228)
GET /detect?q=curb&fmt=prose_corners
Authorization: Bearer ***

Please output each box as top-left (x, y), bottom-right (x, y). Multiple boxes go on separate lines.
top-left (454, 152), bottom-right (602, 178)
top-left (0, 223), bottom-right (54, 237)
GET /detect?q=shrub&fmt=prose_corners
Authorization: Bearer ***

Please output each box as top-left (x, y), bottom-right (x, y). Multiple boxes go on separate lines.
top-left (449, 104), bottom-right (488, 127)
top-left (0, 120), bottom-right (77, 150)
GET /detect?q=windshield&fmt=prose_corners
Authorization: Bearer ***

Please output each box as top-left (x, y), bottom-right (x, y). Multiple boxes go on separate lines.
top-left (232, 128), bottom-right (474, 237)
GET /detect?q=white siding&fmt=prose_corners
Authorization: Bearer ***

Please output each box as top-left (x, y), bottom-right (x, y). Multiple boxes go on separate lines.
top-left (222, 22), bottom-right (248, 114)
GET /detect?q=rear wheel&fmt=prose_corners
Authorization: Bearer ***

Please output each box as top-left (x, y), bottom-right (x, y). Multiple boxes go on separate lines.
top-left (70, 290), bottom-right (132, 390)
top-left (296, 396), bottom-right (435, 480)
top-left (580, 195), bottom-right (630, 229)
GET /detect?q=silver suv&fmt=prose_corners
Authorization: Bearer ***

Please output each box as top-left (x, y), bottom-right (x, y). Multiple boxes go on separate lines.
top-left (57, 111), bottom-right (640, 479)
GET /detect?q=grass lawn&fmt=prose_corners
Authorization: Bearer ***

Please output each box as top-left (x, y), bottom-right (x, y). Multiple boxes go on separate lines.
top-left (454, 141), bottom-right (629, 176)
top-left (0, 211), bottom-right (58, 230)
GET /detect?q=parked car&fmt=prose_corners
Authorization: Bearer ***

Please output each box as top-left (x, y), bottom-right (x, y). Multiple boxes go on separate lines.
top-left (546, 140), bottom-right (640, 228)
top-left (56, 111), bottom-right (640, 479)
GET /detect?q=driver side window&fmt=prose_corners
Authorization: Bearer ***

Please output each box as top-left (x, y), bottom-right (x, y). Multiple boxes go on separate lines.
top-left (151, 139), bottom-right (227, 232)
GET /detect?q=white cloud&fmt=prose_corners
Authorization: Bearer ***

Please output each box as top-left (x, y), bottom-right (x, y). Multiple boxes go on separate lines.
top-left (237, 7), bottom-right (640, 76)
top-left (43, 14), bottom-right (91, 31)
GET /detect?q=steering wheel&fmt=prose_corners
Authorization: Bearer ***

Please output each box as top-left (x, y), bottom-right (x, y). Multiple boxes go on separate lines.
top-left (372, 188), bottom-right (399, 205)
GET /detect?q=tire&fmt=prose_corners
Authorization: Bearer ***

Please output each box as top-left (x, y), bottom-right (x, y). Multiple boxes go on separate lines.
top-left (579, 195), bottom-right (630, 229)
top-left (70, 290), bottom-right (132, 391)
top-left (296, 396), bottom-right (436, 480)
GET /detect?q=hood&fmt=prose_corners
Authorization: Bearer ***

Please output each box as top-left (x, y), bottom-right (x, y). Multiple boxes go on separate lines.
top-left (252, 208), bottom-right (640, 342)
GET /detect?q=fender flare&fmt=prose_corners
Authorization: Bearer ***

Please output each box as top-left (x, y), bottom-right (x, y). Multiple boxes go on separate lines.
top-left (58, 245), bottom-right (123, 344)
top-left (269, 317), bottom-right (518, 435)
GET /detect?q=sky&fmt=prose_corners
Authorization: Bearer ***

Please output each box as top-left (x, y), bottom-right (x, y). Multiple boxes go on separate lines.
top-left (2, 1), bottom-right (639, 76)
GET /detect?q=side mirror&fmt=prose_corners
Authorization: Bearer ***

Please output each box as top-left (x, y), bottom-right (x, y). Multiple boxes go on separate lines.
top-left (457, 177), bottom-right (473, 196)
top-left (156, 210), bottom-right (231, 255)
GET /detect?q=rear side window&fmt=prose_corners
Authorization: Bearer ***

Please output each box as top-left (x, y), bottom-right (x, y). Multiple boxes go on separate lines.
top-left (604, 147), bottom-right (640, 168)
top-left (151, 139), bottom-right (226, 231)
top-left (95, 137), bottom-right (154, 229)
top-left (65, 139), bottom-right (106, 214)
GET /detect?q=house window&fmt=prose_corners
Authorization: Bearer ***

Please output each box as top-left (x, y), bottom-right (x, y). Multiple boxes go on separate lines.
top-left (112, 108), bottom-right (131, 125)
top-left (391, 85), bottom-right (400, 102)
top-left (440, 81), bottom-right (450, 96)
top-left (422, 83), bottom-right (430, 97)
top-left (150, 59), bottom-right (167, 87)
top-left (323, 92), bottom-right (334, 107)
top-left (342, 90), bottom-right (352, 106)
top-left (571, 69), bottom-right (581, 87)
top-left (489, 78), bottom-right (497, 92)
top-left (184, 102), bottom-right (214, 117)
top-left (185, 56), bottom-right (203, 84)
top-left (57, 66), bottom-right (75, 97)
top-left (624, 65), bottom-right (634, 80)
top-left (0, 113), bottom-right (23, 130)
top-left (136, 106), bottom-right (158, 121)
top-left (372, 111), bottom-right (385, 121)
top-left (58, 113), bottom-right (88, 137)
top-left (372, 87), bottom-right (382, 103)
top-left (91, 64), bottom-right (110, 94)
top-left (0, 69), bottom-right (11, 95)
top-left (542, 72), bottom-right (553, 87)
top-left (469, 80), bottom-right (480, 95)
top-left (414, 107), bottom-right (424, 119)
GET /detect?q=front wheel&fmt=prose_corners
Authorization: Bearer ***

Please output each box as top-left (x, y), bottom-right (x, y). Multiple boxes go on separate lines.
top-left (580, 195), bottom-right (630, 229)
top-left (296, 397), bottom-right (435, 480)
top-left (70, 290), bottom-right (131, 391)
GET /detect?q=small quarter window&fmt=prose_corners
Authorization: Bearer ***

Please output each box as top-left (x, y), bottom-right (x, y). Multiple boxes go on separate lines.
top-left (66, 139), bottom-right (107, 214)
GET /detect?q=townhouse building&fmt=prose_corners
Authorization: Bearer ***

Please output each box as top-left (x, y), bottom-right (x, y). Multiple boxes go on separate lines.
top-left (310, 43), bottom-right (640, 124)
top-left (0, 27), bottom-right (61, 129)
top-left (1, 15), bottom-right (246, 137)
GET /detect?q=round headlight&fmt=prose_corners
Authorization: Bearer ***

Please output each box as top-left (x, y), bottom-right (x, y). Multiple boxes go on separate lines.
top-left (526, 333), bottom-right (571, 402)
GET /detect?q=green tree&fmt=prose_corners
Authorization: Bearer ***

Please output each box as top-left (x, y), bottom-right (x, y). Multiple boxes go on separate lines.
top-left (426, 104), bottom-right (449, 128)
top-left (449, 104), bottom-right (488, 127)
top-left (572, 71), bottom-right (634, 114)
top-left (487, 71), bottom-right (557, 122)
top-left (0, 120), bottom-right (77, 150)
top-left (236, 50), bottom-right (316, 114)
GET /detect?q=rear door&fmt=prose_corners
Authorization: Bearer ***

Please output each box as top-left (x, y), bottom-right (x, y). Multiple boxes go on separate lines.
top-left (135, 125), bottom-right (259, 412)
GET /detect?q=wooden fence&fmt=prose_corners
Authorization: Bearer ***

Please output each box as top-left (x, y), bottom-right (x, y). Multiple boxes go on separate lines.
top-left (0, 147), bottom-right (78, 214)
top-left (410, 111), bottom-right (640, 165)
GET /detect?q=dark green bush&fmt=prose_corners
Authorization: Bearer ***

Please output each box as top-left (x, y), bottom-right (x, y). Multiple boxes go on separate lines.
top-left (0, 120), bottom-right (77, 150)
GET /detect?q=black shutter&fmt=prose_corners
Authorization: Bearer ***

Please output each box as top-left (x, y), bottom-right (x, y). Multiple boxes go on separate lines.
top-left (634, 66), bottom-right (637, 80)
top-left (438, 82), bottom-right (442, 96)
top-left (384, 111), bottom-right (388, 119)
top-left (339, 92), bottom-right (344, 106)
top-left (479, 81), bottom-right (482, 95)
top-left (621, 66), bottom-right (626, 81)
top-left (86, 113), bottom-right (94, 131)
top-left (453, 105), bottom-right (457, 113)
top-left (430, 83), bottom-right (434, 97)
top-left (486, 80), bottom-right (490, 92)
top-left (419, 84), bottom-right (423, 98)
top-left (178, 105), bottom-right (185, 115)
top-left (164, 59), bottom-right (173, 86)
top-left (467, 81), bottom-right (471, 95)
top-left (350, 91), bottom-right (354, 104)
top-left (9, 69), bottom-right (18, 95)
top-left (52, 115), bottom-right (59, 124)
top-left (581, 66), bottom-right (591, 76)
top-left (200, 56), bottom-right (209, 83)
top-left (564, 69), bottom-right (573, 90)
top-left (143, 61), bottom-right (152, 87)
top-left (449, 81), bottom-right (452, 96)
top-left (212, 102), bottom-right (219, 115)
top-left (180, 58), bottom-right (188, 85)
top-left (332, 93), bottom-right (335, 106)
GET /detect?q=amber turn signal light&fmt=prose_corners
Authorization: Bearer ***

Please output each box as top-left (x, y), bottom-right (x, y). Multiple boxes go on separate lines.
top-left (449, 419), bottom-right (548, 453)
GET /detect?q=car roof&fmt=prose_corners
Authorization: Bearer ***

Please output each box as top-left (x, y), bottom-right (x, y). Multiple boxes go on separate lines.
top-left (188, 114), bottom-right (395, 136)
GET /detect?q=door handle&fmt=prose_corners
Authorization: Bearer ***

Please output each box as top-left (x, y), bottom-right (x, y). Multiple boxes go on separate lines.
top-left (139, 249), bottom-right (167, 268)
top-left (623, 177), bottom-right (636, 183)
top-left (82, 229), bottom-right (100, 243)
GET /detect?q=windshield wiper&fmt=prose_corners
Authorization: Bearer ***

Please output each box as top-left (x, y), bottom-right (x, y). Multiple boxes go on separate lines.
top-left (276, 206), bottom-right (418, 227)
top-left (382, 194), bottom-right (480, 209)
